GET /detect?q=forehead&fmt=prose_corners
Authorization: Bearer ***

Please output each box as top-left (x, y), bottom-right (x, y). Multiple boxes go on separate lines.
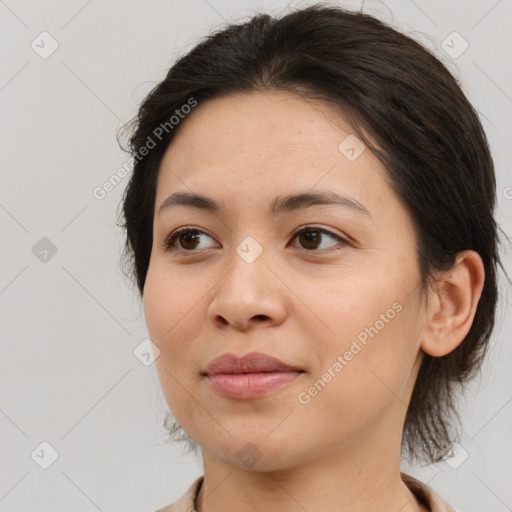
top-left (162, 91), bottom-right (356, 167)
top-left (154, 91), bottom-right (394, 221)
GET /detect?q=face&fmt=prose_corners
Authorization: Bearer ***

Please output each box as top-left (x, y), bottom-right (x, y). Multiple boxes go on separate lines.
top-left (143, 91), bottom-right (427, 471)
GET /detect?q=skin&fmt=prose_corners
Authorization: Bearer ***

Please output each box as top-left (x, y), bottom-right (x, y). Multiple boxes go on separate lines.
top-left (143, 91), bottom-right (485, 512)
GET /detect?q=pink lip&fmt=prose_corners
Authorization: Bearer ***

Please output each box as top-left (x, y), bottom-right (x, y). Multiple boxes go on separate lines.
top-left (203, 352), bottom-right (305, 399)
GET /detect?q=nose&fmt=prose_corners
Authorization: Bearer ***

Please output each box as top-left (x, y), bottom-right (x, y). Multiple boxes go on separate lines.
top-left (207, 248), bottom-right (288, 331)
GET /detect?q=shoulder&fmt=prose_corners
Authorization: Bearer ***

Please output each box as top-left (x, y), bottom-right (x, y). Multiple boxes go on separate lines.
top-left (153, 476), bottom-right (204, 512)
top-left (401, 472), bottom-right (461, 512)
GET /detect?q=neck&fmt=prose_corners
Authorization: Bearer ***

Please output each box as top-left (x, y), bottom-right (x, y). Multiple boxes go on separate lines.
top-left (195, 424), bottom-right (425, 512)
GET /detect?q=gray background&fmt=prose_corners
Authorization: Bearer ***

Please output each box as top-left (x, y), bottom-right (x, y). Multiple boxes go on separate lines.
top-left (1, 0), bottom-right (511, 511)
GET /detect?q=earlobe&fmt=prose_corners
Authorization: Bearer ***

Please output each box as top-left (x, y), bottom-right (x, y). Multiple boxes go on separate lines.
top-left (420, 250), bottom-right (485, 358)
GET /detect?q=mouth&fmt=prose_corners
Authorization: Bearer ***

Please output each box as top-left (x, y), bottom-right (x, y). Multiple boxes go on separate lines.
top-left (205, 371), bottom-right (304, 399)
top-left (204, 351), bottom-right (304, 375)
top-left (203, 352), bottom-right (305, 399)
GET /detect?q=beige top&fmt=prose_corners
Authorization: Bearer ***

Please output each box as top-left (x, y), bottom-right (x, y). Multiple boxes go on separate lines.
top-left (155, 472), bottom-right (458, 512)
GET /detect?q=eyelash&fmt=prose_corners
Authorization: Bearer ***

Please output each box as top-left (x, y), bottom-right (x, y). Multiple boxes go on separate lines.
top-left (163, 225), bottom-right (348, 254)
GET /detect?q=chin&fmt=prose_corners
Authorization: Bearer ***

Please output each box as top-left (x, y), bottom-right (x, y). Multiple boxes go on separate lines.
top-left (202, 436), bottom-right (307, 473)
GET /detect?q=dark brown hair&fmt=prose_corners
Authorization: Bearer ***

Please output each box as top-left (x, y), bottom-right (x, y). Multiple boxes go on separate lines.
top-left (117, 3), bottom-right (507, 464)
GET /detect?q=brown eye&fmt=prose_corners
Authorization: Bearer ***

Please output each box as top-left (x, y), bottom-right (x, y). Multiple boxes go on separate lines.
top-left (177, 230), bottom-right (201, 250)
top-left (290, 227), bottom-right (347, 252)
top-left (298, 229), bottom-right (322, 249)
top-left (164, 225), bottom-right (347, 254)
top-left (165, 228), bottom-right (218, 252)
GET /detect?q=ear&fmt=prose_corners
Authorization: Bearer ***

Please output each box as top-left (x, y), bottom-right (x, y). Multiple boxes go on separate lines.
top-left (420, 250), bottom-right (485, 357)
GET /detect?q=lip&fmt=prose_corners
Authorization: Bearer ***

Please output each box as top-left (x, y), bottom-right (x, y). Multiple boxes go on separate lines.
top-left (204, 351), bottom-right (303, 375)
top-left (203, 352), bottom-right (305, 399)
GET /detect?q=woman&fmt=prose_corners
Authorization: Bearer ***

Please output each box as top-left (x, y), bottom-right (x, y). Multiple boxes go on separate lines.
top-left (118, 4), bottom-right (505, 511)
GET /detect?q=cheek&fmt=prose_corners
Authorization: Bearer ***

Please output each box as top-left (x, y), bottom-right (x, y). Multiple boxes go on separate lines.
top-left (143, 266), bottom-right (207, 383)
top-left (143, 269), bottom-right (208, 424)
top-left (324, 300), bottom-right (420, 415)
top-left (144, 263), bottom-right (203, 342)
top-left (293, 268), bottom-right (402, 354)
top-left (297, 269), bottom-right (421, 415)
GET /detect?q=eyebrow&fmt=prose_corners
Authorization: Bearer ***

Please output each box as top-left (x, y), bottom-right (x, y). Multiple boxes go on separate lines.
top-left (158, 190), bottom-right (371, 218)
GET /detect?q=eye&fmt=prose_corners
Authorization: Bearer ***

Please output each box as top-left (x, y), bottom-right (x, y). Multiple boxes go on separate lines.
top-left (164, 227), bottom-right (218, 252)
top-left (289, 226), bottom-right (347, 253)
top-left (163, 225), bottom-right (348, 254)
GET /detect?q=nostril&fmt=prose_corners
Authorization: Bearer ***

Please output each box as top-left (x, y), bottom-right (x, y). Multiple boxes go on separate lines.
top-left (252, 314), bottom-right (270, 322)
